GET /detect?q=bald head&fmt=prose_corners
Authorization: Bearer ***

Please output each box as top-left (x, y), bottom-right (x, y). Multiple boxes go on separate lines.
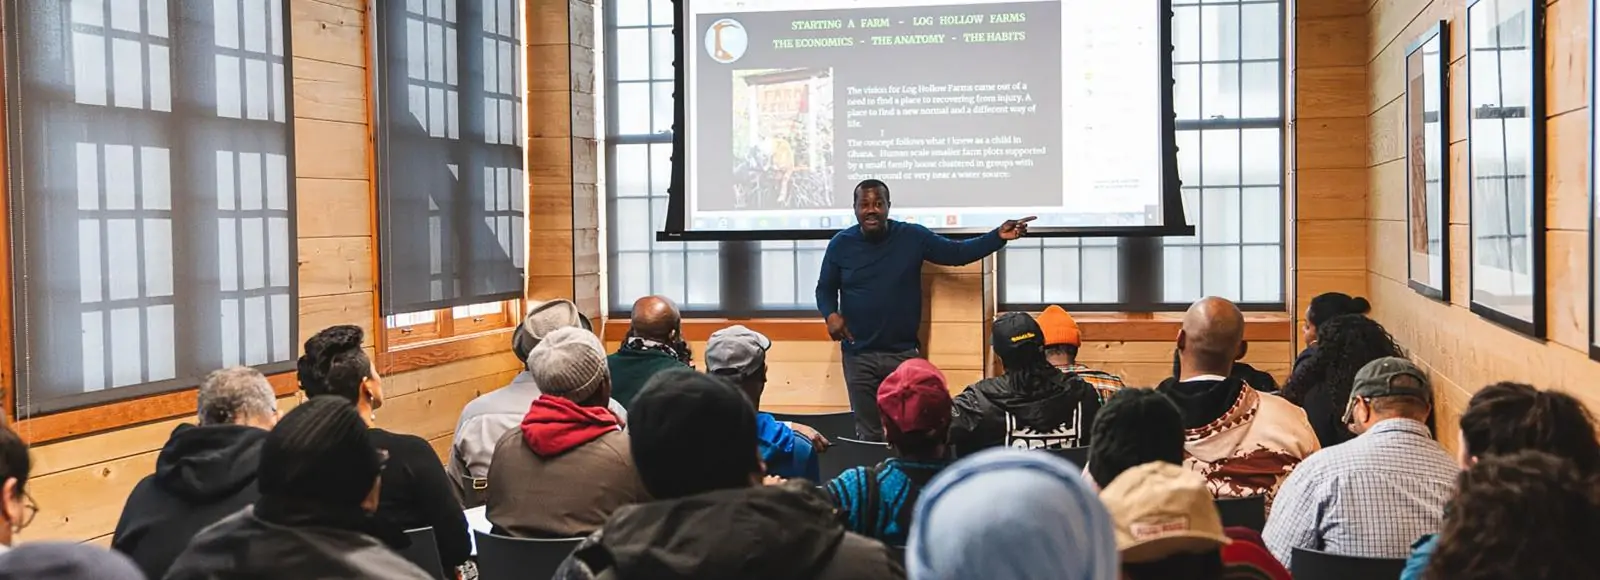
top-left (630, 295), bottom-right (682, 341)
top-left (1178, 296), bottom-right (1245, 376)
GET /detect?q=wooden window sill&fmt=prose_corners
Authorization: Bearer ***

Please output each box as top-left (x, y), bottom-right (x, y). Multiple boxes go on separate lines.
top-left (378, 327), bottom-right (516, 375)
top-left (14, 372), bottom-right (300, 445)
top-left (601, 312), bottom-right (1293, 343)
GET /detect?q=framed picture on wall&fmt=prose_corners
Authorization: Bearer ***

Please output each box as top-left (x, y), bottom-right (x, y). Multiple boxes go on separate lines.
top-left (1466, 0), bottom-right (1545, 338)
top-left (1406, 22), bottom-right (1450, 301)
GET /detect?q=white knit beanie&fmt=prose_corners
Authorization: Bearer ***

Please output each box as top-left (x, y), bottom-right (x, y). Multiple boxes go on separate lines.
top-left (528, 327), bottom-right (610, 403)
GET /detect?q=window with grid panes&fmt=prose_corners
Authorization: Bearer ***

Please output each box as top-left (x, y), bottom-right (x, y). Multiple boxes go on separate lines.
top-left (604, 0), bottom-right (821, 316)
top-left (1000, 0), bottom-right (1284, 310)
top-left (3, 0), bottom-right (297, 414)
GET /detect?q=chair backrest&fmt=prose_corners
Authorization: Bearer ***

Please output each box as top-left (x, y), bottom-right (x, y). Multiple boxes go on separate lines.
top-left (1290, 547), bottom-right (1407, 580)
top-left (474, 530), bottom-right (584, 580)
top-left (1215, 495), bottom-right (1267, 532)
top-left (818, 438), bottom-right (894, 482)
top-left (769, 411), bottom-right (857, 439)
top-left (400, 527), bottom-right (448, 580)
top-left (1045, 446), bottom-right (1090, 467)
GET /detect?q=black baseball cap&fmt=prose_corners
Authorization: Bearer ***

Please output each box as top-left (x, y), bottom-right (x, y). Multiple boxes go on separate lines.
top-left (992, 311), bottom-right (1046, 361)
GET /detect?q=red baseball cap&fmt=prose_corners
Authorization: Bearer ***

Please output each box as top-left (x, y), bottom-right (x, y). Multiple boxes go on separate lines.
top-left (877, 359), bottom-right (953, 443)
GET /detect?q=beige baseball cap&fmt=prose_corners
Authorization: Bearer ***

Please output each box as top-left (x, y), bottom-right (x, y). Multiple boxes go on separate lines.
top-left (1100, 462), bottom-right (1232, 563)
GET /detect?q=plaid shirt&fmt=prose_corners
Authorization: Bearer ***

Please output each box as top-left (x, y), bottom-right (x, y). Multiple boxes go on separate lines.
top-left (1262, 419), bottom-right (1458, 569)
top-left (1056, 363), bottom-right (1126, 403)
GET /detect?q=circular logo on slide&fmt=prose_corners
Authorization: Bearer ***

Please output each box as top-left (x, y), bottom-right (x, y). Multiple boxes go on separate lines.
top-left (705, 19), bottom-right (748, 64)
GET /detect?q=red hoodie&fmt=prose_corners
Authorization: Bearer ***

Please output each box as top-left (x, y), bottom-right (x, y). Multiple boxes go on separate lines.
top-left (520, 396), bottom-right (621, 457)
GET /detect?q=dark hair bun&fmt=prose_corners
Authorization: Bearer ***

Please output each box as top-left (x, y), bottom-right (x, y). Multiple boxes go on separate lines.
top-left (298, 325), bottom-right (365, 397)
top-left (1351, 296), bottom-right (1372, 314)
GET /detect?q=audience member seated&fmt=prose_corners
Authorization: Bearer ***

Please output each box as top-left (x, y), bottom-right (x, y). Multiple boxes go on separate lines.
top-left (1281, 314), bottom-right (1406, 447)
top-left (1086, 388), bottom-right (1185, 489)
top-left (447, 299), bottom-right (625, 507)
top-left (486, 327), bottom-right (648, 537)
top-left (1038, 305), bottom-right (1125, 401)
top-left (951, 312), bottom-right (1102, 454)
top-left (1229, 342), bottom-right (1280, 393)
top-left (165, 397), bottom-right (433, 580)
top-left (1421, 451), bottom-right (1600, 580)
top-left (607, 295), bottom-right (692, 408)
top-left (1400, 381), bottom-right (1600, 579)
top-left (906, 448), bottom-right (1116, 580)
top-left (1158, 297), bottom-right (1318, 501)
top-left (1101, 461), bottom-right (1231, 580)
top-left (826, 358), bottom-right (954, 546)
top-left (1262, 358), bottom-right (1456, 569)
top-left (0, 424), bottom-right (32, 553)
top-left (553, 369), bottom-right (903, 580)
top-left (706, 325), bottom-right (829, 481)
top-left (298, 325), bottom-right (470, 572)
top-left (0, 542), bottom-right (143, 580)
top-left (113, 367), bottom-right (280, 579)
top-left (1295, 292), bottom-right (1371, 369)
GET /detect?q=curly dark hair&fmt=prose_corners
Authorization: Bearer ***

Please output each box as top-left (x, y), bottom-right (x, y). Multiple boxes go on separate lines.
top-left (1306, 292), bottom-right (1371, 329)
top-left (296, 325), bottom-right (373, 403)
top-left (1088, 388), bottom-right (1185, 488)
top-left (1459, 382), bottom-right (1600, 474)
top-left (1280, 314), bottom-right (1404, 409)
top-left (1425, 451), bottom-right (1600, 580)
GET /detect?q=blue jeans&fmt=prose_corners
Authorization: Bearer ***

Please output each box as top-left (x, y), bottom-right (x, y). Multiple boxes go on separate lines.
top-left (841, 349), bottom-right (920, 441)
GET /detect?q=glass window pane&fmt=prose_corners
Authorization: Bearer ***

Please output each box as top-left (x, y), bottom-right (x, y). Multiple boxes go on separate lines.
top-left (760, 251), bottom-right (797, 305)
top-left (1164, 246), bottom-right (1202, 303)
top-left (614, 29), bottom-right (649, 81)
top-left (1201, 246), bottom-right (1242, 298)
top-left (1173, 6), bottom-right (1200, 62)
top-left (1240, 187), bottom-right (1281, 244)
top-left (1240, 62), bottom-right (1279, 118)
top-left (685, 252), bottom-right (720, 305)
top-left (1175, 64), bottom-right (1200, 120)
top-left (1200, 63), bottom-right (1241, 119)
top-left (1201, 129), bottom-right (1242, 185)
top-left (613, 144), bottom-right (648, 195)
top-left (614, 0), bottom-right (648, 27)
top-left (615, 82), bottom-right (650, 135)
top-left (1240, 4), bottom-right (1279, 60)
top-left (651, 28), bottom-right (674, 79)
top-left (1040, 247), bottom-right (1082, 303)
top-left (1241, 245), bottom-right (1281, 302)
top-left (1200, 5), bottom-right (1240, 60)
top-left (1200, 188), bottom-right (1242, 244)
top-left (614, 198), bottom-right (650, 251)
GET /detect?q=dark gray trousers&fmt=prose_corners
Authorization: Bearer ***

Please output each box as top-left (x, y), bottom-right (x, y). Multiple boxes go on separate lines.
top-left (841, 349), bottom-right (921, 441)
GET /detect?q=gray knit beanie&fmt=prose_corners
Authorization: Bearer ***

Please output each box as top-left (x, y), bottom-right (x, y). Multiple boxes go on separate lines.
top-left (512, 300), bottom-right (591, 368)
top-left (0, 542), bottom-right (143, 580)
top-left (528, 327), bottom-right (610, 403)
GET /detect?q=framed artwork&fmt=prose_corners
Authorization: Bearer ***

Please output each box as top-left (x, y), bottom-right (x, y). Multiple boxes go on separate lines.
top-left (1406, 22), bottom-right (1450, 301)
top-left (1466, 0), bottom-right (1545, 338)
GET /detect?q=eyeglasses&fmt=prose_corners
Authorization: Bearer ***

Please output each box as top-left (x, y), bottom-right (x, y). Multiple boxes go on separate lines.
top-left (13, 492), bottom-right (36, 531)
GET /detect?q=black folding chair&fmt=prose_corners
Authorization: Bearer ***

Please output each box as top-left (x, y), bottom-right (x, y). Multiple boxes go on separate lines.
top-left (1290, 547), bottom-right (1406, 580)
top-left (769, 411), bottom-right (858, 439)
top-left (1044, 446), bottom-right (1090, 467)
top-left (400, 527), bottom-right (448, 580)
top-left (1215, 495), bottom-right (1267, 532)
top-left (818, 437), bottom-right (894, 482)
top-left (474, 530), bottom-right (584, 580)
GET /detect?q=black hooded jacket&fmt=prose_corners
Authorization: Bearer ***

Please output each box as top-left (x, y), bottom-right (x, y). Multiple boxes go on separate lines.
top-left (553, 483), bottom-right (904, 580)
top-left (112, 424), bottom-right (267, 580)
top-left (949, 365), bottom-right (1102, 456)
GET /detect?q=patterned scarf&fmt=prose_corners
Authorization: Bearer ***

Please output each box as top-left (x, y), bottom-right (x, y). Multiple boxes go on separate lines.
top-left (623, 335), bottom-right (694, 368)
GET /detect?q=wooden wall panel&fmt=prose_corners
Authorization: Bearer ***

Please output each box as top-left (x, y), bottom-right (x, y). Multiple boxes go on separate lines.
top-left (1362, 0), bottom-right (1600, 454)
top-left (19, 0), bottom-right (524, 544)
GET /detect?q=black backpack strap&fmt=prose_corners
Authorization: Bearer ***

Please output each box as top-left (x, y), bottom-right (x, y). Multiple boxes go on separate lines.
top-left (860, 461), bottom-right (883, 538)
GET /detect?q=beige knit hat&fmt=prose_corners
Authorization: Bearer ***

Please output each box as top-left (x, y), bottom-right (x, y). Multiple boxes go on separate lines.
top-left (1101, 461), bottom-right (1232, 563)
top-left (528, 327), bottom-right (610, 403)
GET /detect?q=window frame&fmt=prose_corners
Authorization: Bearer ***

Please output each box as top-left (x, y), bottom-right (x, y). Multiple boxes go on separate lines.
top-left (0, 0), bottom-right (302, 441)
top-left (383, 298), bottom-right (521, 349)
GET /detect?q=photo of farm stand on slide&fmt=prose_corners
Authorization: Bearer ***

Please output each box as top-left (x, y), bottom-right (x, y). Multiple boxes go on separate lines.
top-left (731, 67), bottom-right (837, 210)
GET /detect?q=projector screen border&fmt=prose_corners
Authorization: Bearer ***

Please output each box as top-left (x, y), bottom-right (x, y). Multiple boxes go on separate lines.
top-left (663, 0), bottom-right (1187, 242)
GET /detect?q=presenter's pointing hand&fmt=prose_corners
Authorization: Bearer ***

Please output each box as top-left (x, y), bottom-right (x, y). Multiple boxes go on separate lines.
top-left (999, 216), bottom-right (1037, 241)
top-left (826, 313), bottom-right (854, 343)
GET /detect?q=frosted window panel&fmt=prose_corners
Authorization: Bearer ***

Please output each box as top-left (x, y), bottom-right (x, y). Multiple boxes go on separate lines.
top-left (146, 305), bottom-right (176, 381)
top-left (110, 307), bottom-right (144, 387)
top-left (79, 221), bottom-right (104, 303)
top-left (216, 55), bottom-right (243, 118)
top-left (686, 252), bottom-right (720, 305)
top-left (218, 220), bottom-right (239, 291)
top-left (81, 313), bottom-right (106, 391)
top-left (144, 219), bottom-right (174, 297)
top-left (1040, 247), bottom-right (1082, 303)
top-left (407, 19), bottom-right (427, 80)
top-left (614, 145), bottom-right (648, 194)
top-left (107, 219), bottom-right (141, 301)
top-left (427, 23), bottom-right (445, 83)
top-left (1173, 6), bottom-right (1199, 62)
top-left (150, 45), bottom-right (172, 111)
top-left (615, 84), bottom-right (651, 136)
top-left (1200, 63), bottom-right (1241, 120)
top-left (74, 32), bottom-right (108, 106)
top-left (1202, 130), bottom-right (1242, 186)
top-left (650, 0), bottom-right (672, 25)
top-left (1003, 247), bottom-right (1044, 303)
top-left (1241, 188), bottom-right (1280, 243)
top-left (140, 147), bottom-right (172, 209)
top-left (650, 143), bottom-right (674, 189)
top-left (244, 296), bottom-right (268, 365)
top-left (1080, 246), bottom-right (1119, 303)
top-left (1240, 63), bottom-right (1278, 119)
top-left (429, 87), bottom-right (446, 137)
top-left (104, 145), bottom-right (137, 210)
top-left (216, 151), bottom-right (237, 209)
top-left (446, 28), bottom-right (459, 85)
top-left (760, 251), bottom-right (797, 304)
top-left (237, 153), bottom-right (262, 209)
top-left (652, 29), bottom-right (674, 79)
top-left (269, 218), bottom-right (290, 287)
top-left (652, 82), bottom-right (674, 134)
top-left (272, 294), bottom-right (291, 360)
top-left (111, 0), bottom-right (142, 32)
top-left (271, 63), bottom-right (286, 121)
top-left (266, 154), bottom-right (288, 210)
top-left (1241, 246), bottom-right (1280, 303)
top-left (269, 0), bottom-right (283, 54)
top-left (1240, 4), bottom-right (1278, 60)
top-left (653, 251), bottom-right (688, 298)
top-left (73, 0), bottom-right (105, 26)
top-left (615, 30), bottom-right (650, 81)
top-left (245, 59), bottom-right (268, 120)
top-left (244, 0), bottom-right (268, 52)
top-left (498, 0), bottom-right (515, 36)
top-left (615, 253), bottom-right (651, 302)
top-left (1200, 5), bottom-right (1240, 60)
top-left (1174, 65), bottom-right (1200, 120)
top-left (1201, 246), bottom-right (1242, 299)
top-left (447, 91), bottom-right (460, 140)
top-left (77, 143), bottom-right (101, 210)
top-left (1164, 246), bottom-right (1202, 302)
top-left (797, 250), bottom-right (825, 296)
top-left (1200, 188), bottom-right (1241, 244)
top-left (499, 42), bottom-right (514, 94)
top-left (1240, 128), bottom-right (1279, 185)
top-left (1177, 131), bottom-right (1200, 184)
top-left (215, 0), bottom-right (240, 48)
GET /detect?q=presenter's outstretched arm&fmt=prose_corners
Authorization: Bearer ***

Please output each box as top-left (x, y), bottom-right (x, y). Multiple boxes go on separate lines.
top-left (815, 238), bottom-right (854, 342)
top-left (920, 216), bottom-right (1036, 266)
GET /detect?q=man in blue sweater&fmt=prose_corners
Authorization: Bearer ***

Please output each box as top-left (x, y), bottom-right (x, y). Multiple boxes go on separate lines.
top-left (816, 179), bottom-right (1033, 440)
